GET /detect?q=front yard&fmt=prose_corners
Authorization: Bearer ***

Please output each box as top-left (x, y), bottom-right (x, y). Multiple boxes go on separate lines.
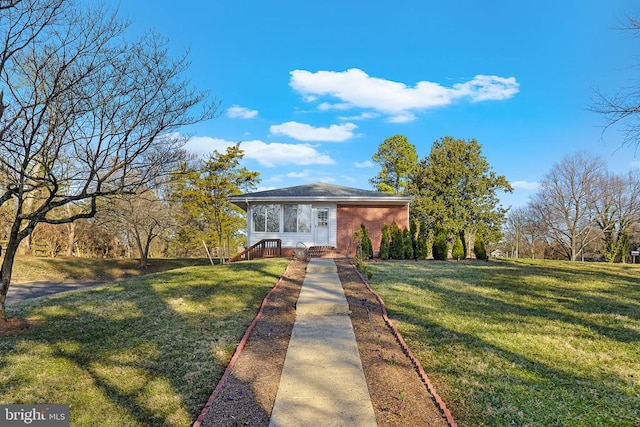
top-left (0, 259), bottom-right (290, 426)
top-left (2, 256), bottom-right (638, 426)
top-left (368, 259), bottom-right (640, 426)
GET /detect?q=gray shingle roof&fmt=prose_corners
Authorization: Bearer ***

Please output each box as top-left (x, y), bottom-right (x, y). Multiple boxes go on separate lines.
top-left (229, 182), bottom-right (411, 210)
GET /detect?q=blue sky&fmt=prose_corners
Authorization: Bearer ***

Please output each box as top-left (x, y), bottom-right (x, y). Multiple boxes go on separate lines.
top-left (116, 0), bottom-right (639, 208)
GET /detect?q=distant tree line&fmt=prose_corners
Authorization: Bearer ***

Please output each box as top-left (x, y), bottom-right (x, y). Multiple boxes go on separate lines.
top-left (0, 143), bottom-right (258, 264)
top-left (368, 134), bottom-right (640, 263)
top-left (502, 152), bottom-right (640, 262)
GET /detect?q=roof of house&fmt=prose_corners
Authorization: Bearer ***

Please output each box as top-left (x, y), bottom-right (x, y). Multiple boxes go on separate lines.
top-left (229, 182), bottom-right (411, 210)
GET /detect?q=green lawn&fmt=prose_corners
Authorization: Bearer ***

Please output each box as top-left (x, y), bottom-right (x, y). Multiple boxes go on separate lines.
top-left (368, 259), bottom-right (640, 427)
top-left (0, 259), bottom-right (290, 426)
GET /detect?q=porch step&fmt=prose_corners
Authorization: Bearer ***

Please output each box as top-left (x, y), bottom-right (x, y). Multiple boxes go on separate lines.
top-left (307, 246), bottom-right (340, 258)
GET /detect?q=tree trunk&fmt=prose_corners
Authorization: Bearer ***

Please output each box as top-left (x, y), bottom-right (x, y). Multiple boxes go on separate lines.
top-left (138, 249), bottom-right (148, 269)
top-left (0, 223), bottom-right (24, 322)
top-left (133, 229), bottom-right (147, 268)
top-left (65, 216), bottom-right (75, 257)
top-left (140, 232), bottom-right (154, 269)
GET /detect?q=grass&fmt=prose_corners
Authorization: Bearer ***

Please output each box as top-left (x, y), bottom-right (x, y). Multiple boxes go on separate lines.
top-left (0, 258), bottom-right (290, 426)
top-left (368, 258), bottom-right (640, 427)
top-left (9, 256), bottom-right (213, 283)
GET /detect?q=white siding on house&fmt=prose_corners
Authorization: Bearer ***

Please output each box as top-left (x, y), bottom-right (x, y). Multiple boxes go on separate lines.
top-left (246, 203), bottom-right (337, 248)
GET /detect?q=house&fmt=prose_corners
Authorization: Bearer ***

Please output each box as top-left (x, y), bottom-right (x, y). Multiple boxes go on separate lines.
top-left (229, 182), bottom-right (411, 258)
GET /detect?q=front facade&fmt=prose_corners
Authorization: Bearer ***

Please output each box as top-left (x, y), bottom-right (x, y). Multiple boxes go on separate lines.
top-left (229, 183), bottom-right (411, 256)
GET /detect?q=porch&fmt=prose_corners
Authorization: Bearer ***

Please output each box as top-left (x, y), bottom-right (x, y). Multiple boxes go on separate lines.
top-left (230, 239), bottom-right (341, 262)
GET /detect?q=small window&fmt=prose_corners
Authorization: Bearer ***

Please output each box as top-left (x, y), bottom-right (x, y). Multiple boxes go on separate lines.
top-left (317, 209), bottom-right (329, 227)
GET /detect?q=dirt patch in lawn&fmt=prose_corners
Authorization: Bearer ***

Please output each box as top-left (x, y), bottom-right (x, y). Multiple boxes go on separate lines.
top-left (0, 317), bottom-right (40, 337)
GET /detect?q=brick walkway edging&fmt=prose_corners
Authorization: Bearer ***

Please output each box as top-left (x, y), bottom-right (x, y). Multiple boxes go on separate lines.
top-left (351, 261), bottom-right (459, 427)
top-left (192, 262), bottom-right (295, 427)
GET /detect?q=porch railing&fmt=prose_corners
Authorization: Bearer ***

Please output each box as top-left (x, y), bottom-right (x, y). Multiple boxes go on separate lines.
top-left (230, 239), bottom-right (282, 262)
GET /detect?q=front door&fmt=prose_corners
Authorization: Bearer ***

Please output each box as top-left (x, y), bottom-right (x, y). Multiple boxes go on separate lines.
top-left (314, 207), bottom-right (330, 246)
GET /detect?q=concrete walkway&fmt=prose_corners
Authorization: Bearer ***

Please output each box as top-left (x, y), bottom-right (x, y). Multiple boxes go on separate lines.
top-left (269, 258), bottom-right (377, 427)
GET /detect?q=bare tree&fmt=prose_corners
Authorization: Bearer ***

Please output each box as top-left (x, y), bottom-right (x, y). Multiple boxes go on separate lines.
top-left (504, 207), bottom-right (526, 258)
top-left (529, 152), bottom-right (605, 261)
top-left (0, 0), bottom-right (65, 122)
top-left (0, 2), bottom-right (216, 320)
top-left (591, 16), bottom-right (640, 151)
top-left (593, 170), bottom-right (640, 262)
top-left (98, 187), bottom-right (175, 268)
top-left (520, 205), bottom-right (548, 259)
top-left (30, 223), bottom-right (65, 257)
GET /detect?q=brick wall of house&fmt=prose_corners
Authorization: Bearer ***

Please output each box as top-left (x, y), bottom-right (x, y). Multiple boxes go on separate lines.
top-left (336, 204), bottom-right (409, 257)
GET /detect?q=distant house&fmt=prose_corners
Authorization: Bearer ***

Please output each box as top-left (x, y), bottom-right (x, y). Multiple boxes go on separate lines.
top-left (229, 182), bottom-right (411, 257)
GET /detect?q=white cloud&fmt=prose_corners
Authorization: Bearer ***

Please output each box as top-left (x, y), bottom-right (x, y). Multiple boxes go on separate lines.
top-left (338, 112), bottom-right (379, 121)
top-left (227, 105), bottom-right (258, 119)
top-left (270, 121), bottom-right (358, 142)
top-left (318, 102), bottom-right (352, 111)
top-left (286, 171), bottom-right (311, 178)
top-left (289, 68), bottom-right (519, 122)
top-left (512, 180), bottom-right (540, 190)
top-left (354, 160), bottom-right (374, 168)
top-left (183, 136), bottom-right (236, 157)
top-left (240, 140), bottom-right (334, 167)
top-left (387, 112), bottom-right (417, 123)
top-left (452, 75), bottom-right (520, 102)
top-left (183, 136), bottom-right (334, 167)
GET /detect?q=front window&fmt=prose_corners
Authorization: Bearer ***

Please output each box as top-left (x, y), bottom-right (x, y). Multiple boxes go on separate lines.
top-left (252, 204), bottom-right (280, 232)
top-left (284, 204), bottom-right (311, 233)
top-left (252, 204), bottom-right (312, 233)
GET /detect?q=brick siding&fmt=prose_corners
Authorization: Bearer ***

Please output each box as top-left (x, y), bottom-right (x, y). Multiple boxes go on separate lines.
top-left (336, 204), bottom-right (409, 257)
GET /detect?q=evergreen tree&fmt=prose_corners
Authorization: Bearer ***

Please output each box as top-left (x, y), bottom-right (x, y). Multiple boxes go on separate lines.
top-left (379, 223), bottom-right (390, 260)
top-left (360, 223), bottom-right (373, 260)
top-left (432, 228), bottom-right (448, 260)
top-left (452, 233), bottom-right (464, 260)
top-left (370, 135), bottom-right (418, 194)
top-left (474, 231), bottom-right (488, 261)
top-left (389, 221), bottom-right (404, 259)
top-left (410, 218), bottom-right (419, 259)
top-left (402, 228), bottom-right (414, 260)
top-left (171, 144), bottom-right (260, 258)
top-left (409, 137), bottom-right (512, 251)
top-left (460, 230), bottom-right (467, 258)
top-left (416, 221), bottom-right (429, 259)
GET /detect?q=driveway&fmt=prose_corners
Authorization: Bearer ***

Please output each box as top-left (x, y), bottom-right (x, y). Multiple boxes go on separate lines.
top-left (6, 281), bottom-right (105, 304)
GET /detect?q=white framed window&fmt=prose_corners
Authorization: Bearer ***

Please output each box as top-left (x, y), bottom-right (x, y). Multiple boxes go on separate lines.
top-left (252, 204), bottom-right (280, 232)
top-left (283, 204), bottom-right (312, 233)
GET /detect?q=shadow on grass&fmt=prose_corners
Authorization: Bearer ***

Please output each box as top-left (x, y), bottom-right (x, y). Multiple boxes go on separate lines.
top-left (11, 257), bottom-right (214, 282)
top-left (198, 262), bottom-right (306, 426)
top-left (369, 260), bottom-right (640, 426)
top-left (386, 260), bottom-right (640, 342)
top-left (393, 305), bottom-right (638, 425)
top-left (0, 259), bottom-right (290, 426)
